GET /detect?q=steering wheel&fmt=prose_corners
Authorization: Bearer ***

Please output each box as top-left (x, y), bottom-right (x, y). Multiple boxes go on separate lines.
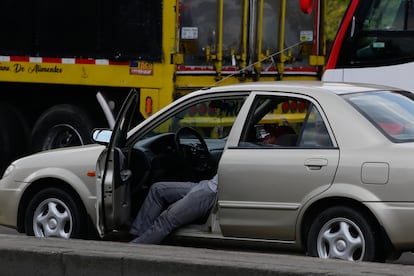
top-left (174, 127), bottom-right (211, 173)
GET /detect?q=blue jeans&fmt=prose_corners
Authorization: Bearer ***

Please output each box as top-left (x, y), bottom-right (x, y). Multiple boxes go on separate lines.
top-left (129, 179), bottom-right (216, 244)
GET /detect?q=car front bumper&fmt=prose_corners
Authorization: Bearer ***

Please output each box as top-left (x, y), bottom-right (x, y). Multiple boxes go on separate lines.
top-left (0, 178), bottom-right (22, 228)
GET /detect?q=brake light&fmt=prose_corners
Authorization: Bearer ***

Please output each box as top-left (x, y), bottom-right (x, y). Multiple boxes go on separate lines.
top-left (290, 101), bottom-right (298, 113)
top-left (298, 101), bottom-right (307, 112)
top-left (208, 106), bottom-right (216, 116)
top-left (199, 103), bottom-right (207, 115)
top-left (189, 105), bottom-right (197, 116)
top-left (282, 102), bottom-right (290, 113)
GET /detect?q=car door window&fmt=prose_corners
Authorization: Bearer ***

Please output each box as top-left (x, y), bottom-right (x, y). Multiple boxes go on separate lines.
top-left (129, 96), bottom-right (246, 186)
top-left (239, 95), bottom-right (308, 147)
top-left (143, 98), bottom-right (245, 140)
top-left (238, 95), bottom-right (333, 148)
top-left (298, 104), bottom-right (333, 148)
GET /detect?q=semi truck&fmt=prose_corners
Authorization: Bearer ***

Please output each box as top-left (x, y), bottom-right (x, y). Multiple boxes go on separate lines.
top-left (0, 0), bottom-right (326, 173)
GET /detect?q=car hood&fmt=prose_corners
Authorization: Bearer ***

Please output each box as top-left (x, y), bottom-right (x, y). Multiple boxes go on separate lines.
top-left (9, 144), bottom-right (106, 182)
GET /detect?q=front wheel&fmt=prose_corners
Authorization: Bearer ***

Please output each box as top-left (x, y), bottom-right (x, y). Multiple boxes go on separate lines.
top-left (307, 206), bottom-right (383, 262)
top-left (25, 188), bottom-right (87, 239)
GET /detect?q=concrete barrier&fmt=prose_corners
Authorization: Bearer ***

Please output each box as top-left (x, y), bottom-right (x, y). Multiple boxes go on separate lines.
top-left (0, 234), bottom-right (413, 276)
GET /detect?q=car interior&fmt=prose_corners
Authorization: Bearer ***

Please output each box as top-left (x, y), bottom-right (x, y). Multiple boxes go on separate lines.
top-left (124, 98), bottom-right (244, 222)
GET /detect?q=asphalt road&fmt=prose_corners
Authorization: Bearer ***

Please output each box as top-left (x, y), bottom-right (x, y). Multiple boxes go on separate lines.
top-left (1, 225), bottom-right (414, 266)
top-left (0, 225), bottom-right (20, 235)
top-left (4, 234), bottom-right (414, 276)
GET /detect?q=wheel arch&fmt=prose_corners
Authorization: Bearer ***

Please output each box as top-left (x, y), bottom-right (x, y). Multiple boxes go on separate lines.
top-left (298, 197), bottom-right (393, 256)
top-left (17, 178), bottom-right (92, 235)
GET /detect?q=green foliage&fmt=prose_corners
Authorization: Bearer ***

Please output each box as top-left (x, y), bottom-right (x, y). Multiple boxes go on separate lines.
top-left (325, 0), bottom-right (351, 42)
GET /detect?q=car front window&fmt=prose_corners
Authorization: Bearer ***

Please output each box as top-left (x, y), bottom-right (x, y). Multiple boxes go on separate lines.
top-left (142, 97), bottom-right (246, 140)
top-left (130, 95), bottom-right (247, 183)
top-left (343, 90), bottom-right (414, 142)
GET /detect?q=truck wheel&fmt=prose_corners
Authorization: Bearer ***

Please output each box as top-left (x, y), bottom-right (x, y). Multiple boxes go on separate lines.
top-left (30, 104), bottom-right (94, 153)
top-left (25, 187), bottom-right (87, 239)
top-left (307, 206), bottom-right (383, 262)
top-left (0, 104), bottom-right (28, 174)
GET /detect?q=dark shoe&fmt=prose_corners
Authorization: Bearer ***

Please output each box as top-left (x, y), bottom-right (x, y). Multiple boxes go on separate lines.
top-left (116, 233), bottom-right (138, 242)
top-left (129, 236), bottom-right (141, 244)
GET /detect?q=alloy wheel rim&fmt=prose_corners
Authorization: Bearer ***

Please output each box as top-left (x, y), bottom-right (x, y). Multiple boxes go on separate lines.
top-left (316, 217), bottom-right (365, 261)
top-left (32, 198), bottom-right (73, 239)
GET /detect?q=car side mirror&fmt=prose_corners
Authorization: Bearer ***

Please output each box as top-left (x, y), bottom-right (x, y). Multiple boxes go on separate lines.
top-left (92, 129), bottom-right (112, 145)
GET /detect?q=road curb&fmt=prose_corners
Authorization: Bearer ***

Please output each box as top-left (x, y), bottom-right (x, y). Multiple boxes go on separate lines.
top-left (0, 234), bottom-right (413, 275)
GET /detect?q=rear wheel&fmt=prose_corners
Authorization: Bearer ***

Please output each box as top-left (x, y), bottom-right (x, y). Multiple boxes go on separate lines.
top-left (30, 104), bottom-right (94, 153)
top-left (307, 206), bottom-right (383, 262)
top-left (25, 188), bottom-right (87, 239)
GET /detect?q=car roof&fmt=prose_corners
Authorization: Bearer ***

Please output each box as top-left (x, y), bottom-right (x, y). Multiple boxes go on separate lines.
top-left (197, 81), bottom-right (398, 96)
top-left (134, 81), bottom-right (400, 136)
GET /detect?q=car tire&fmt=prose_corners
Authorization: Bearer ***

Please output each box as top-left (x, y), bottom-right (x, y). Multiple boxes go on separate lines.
top-left (25, 188), bottom-right (87, 239)
top-left (307, 206), bottom-right (383, 262)
top-left (0, 104), bottom-right (29, 174)
top-left (30, 104), bottom-right (94, 153)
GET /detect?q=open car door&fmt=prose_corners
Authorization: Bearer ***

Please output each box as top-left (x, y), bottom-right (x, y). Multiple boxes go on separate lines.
top-left (95, 89), bottom-right (139, 237)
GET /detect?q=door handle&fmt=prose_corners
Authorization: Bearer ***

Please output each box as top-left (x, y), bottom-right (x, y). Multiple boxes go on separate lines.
top-left (304, 158), bottom-right (328, 170)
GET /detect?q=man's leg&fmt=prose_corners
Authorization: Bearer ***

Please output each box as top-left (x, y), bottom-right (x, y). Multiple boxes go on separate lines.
top-left (131, 180), bottom-right (216, 244)
top-left (130, 181), bottom-right (197, 236)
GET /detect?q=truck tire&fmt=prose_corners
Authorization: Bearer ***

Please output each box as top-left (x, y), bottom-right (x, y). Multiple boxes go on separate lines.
top-left (30, 104), bottom-right (94, 153)
top-left (0, 104), bottom-right (29, 174)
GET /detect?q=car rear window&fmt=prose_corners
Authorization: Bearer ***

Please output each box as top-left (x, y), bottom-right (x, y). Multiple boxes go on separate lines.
top-left (343, 90), bottom-right (414, 142)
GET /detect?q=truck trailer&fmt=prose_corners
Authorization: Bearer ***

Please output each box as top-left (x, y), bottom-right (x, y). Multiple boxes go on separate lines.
top-left (0, 0), bottom-right (326, 173)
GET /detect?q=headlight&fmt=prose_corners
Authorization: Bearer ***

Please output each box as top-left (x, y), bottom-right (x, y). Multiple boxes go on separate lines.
top-left (2, 163), bottom-right (16, 179)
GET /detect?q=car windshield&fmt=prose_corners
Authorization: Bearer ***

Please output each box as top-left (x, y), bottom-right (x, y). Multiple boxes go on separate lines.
top-left (343, 90), bottom-right (414, 142)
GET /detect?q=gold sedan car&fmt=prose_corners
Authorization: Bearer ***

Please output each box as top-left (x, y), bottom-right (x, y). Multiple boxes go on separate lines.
top-left (2, 82), bottom-right (414, 262)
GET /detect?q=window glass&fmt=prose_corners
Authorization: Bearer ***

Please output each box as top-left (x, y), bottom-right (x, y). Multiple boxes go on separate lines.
top-left (337, 0), bottom-right (414, 67)
top-left (143, 97), bottom-right (246, 140)
top-left (239, 95), bottom-right (305, 147)
top-left (363, 0), bottom-right (414, 31)
top-left (343, 90), bottom-right (414, 142)
top-left (132, 96), bottom-right (246, 184)
top-left (298, 105), bottom-right (333, 147)
top-left (239, 95), bottom-right (333, 148)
